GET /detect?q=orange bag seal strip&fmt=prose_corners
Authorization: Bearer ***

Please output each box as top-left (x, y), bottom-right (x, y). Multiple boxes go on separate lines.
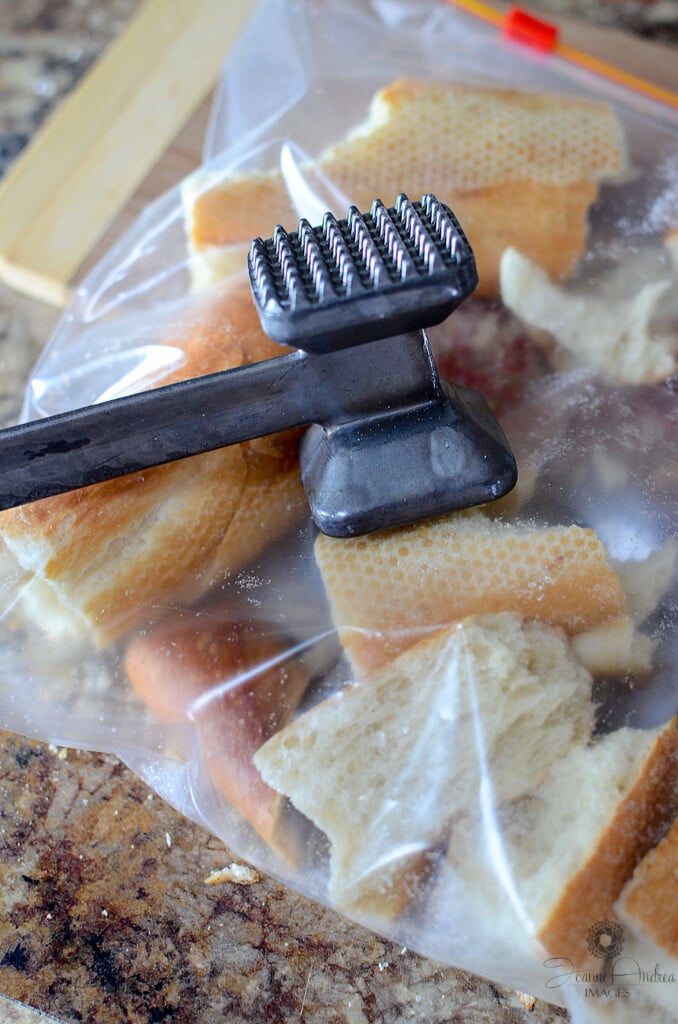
top-left (446, 0), bottom-right (678, 111)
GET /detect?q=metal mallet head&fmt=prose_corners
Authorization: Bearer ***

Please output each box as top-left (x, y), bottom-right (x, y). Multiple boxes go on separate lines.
top-left (248, 193), bottom-right (517, 535)
top-left (0, 194), bottom-right (516, 537)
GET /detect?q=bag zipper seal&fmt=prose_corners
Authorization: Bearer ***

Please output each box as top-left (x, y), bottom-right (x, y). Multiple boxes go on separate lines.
top-left (446, 0), bottom-right (678, 112)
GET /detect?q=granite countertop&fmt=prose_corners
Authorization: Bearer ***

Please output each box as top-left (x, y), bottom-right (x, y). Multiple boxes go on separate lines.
top-left (0, 3), bottom-right (676, 1023)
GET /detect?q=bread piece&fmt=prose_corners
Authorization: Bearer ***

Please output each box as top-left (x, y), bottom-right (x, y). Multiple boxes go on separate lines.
top-left (314, 510), bottom-right (626, 675)
top-left (570, 615), bottom-right (654, 678)
top-left (200, 433), bottom-right (305, 596)
top-left (608, 820), bottom-right (678, 1020)
top-left (614, 538), bottom-right (678, 625)
top-left (616, 815), bottom-right (678, 963)
top-left (500, 247), bottom-right (677, 384)
top-left (186, 79), bottom-right (626, 298)
top-left (125, 609), bottom-right (309, 864)
top-left (255, 612), bottom-right (595, 919)
top-left (445, 720), bottom-right (678, 969)
top-left (0, 277), bottom-right (305, 643)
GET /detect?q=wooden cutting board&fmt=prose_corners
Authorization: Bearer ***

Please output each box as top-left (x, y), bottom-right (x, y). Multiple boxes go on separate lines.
top-left (0, 0), bottom-right (675, 308)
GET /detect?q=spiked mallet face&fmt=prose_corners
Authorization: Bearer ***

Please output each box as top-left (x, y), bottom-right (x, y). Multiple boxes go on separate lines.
top-left (0, 195), bottom-right (516, 536)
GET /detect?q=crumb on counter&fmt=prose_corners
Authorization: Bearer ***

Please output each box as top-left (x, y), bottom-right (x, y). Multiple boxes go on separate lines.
top-left (204, 863), bottom-right (260, 886)
top-left (517, 991), bottom-right (537, 1011)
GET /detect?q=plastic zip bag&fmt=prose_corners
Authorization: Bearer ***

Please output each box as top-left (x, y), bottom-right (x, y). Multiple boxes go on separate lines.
top-left (1, 1), bottom-right (678, 1020)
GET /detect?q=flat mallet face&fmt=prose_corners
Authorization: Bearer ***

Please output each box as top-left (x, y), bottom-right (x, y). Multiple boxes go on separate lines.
top-left (0, 194), bottom-right (516, 537)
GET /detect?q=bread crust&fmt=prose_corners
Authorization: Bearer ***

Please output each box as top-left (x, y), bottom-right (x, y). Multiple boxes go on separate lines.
top-left (125, 608), bottom-right (309, 864)
top-left (188, 79), bottom-right (626, 298)
top-left (0, 277), bottom-right (304, 642)
top-left (537, 721), bottom-right (678, 966)
top-left (616, 814), bottom-right (678, 959)
top-left (314, 512), bottom-right (626, 674)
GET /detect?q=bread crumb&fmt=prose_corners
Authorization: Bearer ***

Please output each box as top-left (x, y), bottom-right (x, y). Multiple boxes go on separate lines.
top-left (47, 743), bottom-right (68, 760)
top-left (204, 863), bottom-right (260, 886)
top-left (517, 991), bottom-right (536, 1011)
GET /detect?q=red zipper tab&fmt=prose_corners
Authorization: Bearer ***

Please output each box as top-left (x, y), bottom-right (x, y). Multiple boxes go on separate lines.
top-left (503, 6), bottom-right (559, 51)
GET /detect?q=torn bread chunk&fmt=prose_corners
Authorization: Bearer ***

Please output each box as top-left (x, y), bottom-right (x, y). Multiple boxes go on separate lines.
top-left (0, 277), bottom-right (305, 644)
top-left (186, 79), bottom-right (626, 298)
top-left (125, 610), bottom-right (309, 865)
top-left (500, 247), bottom-right (677, 384)
top-left (614, 538), bottom-right (678, 625)
top-left (570, 616), bottom-right (655, 678)
top-left (314, 510), bottom-right (625, 675)
top-left (255, 612), bottom-right (595, 920)
top-left (444, 719), bottom-right (678, 969)
top-left (616, 815), bottom-right (678, 967)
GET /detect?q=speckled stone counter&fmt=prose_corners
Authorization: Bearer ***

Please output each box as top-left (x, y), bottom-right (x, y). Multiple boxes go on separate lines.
top-left (0, 2), bottom-right (675, 1023)
top-left (0, 733), bottom-right (573, 1024)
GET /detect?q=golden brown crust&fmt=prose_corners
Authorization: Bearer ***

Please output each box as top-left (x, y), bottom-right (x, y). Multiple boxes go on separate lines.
top-left (617, 815), bottom-right (678, 958)
top-left (451, 180), bottom-right (596, 297)
top-left (314, 513), bottom-right (626, 674)
top-left (189, 79), bottom-right (626, 298)
top-left (0, 277), bottom-right (304, 642)
top-left (203, 436), bottom-right (306, 591)
top-left (538, 721), bottom-right (678, 966)
top-left (125, 608), bottom-right (309, 864)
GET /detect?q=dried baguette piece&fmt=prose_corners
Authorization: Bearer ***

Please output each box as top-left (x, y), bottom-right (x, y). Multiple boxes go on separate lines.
top-left (186, 79), bottom-right (626, 298)
top-left (125, 609), bottom-right (309, 865)
top-left (610, 815), bottom-right (678, 1021)
top-left (314, 510), bottom-right (626, 675)
top-left (255, 612), bottom-right (595, 919)
top-left (444, 719), bottom-right (678, 969)
top-left (0, 277), bottom-right (305, 644)
top-left (616, 815), bottom-right (678, 965)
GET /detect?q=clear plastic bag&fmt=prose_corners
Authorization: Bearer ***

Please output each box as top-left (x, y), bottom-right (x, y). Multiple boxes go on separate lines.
top-left (1, 1), bottom-right (678, 1020)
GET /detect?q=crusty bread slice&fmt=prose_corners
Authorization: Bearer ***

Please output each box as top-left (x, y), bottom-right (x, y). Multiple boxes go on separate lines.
top-left (255, 611), bottom-right (595, 919)
top-left (186, 78), bottom-right (626, 298)
top-left (608, 818), bottom-right (678, 1020)
top-left (616, 814), bottom-right (678, 963)
top-left (0, 277), bottom-right (305, 644)
top-left (198, 432), bottom-right (306, 597)
top-left (314, 510), bottom-right (626, 675)
top-left (125, 609), bottom-right (309, 864)
top-left (445, 720), bottom-right (678, 969)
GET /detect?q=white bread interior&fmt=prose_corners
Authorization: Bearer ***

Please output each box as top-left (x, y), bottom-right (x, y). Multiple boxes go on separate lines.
top-left (500, 246), bottom-right (677, 384)
top-left (255, 611), bottom-right (595, 919)
top-left (444, 720), bottom-right (678, 970)
top-left (186, 79), bottom-right (627, 298)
